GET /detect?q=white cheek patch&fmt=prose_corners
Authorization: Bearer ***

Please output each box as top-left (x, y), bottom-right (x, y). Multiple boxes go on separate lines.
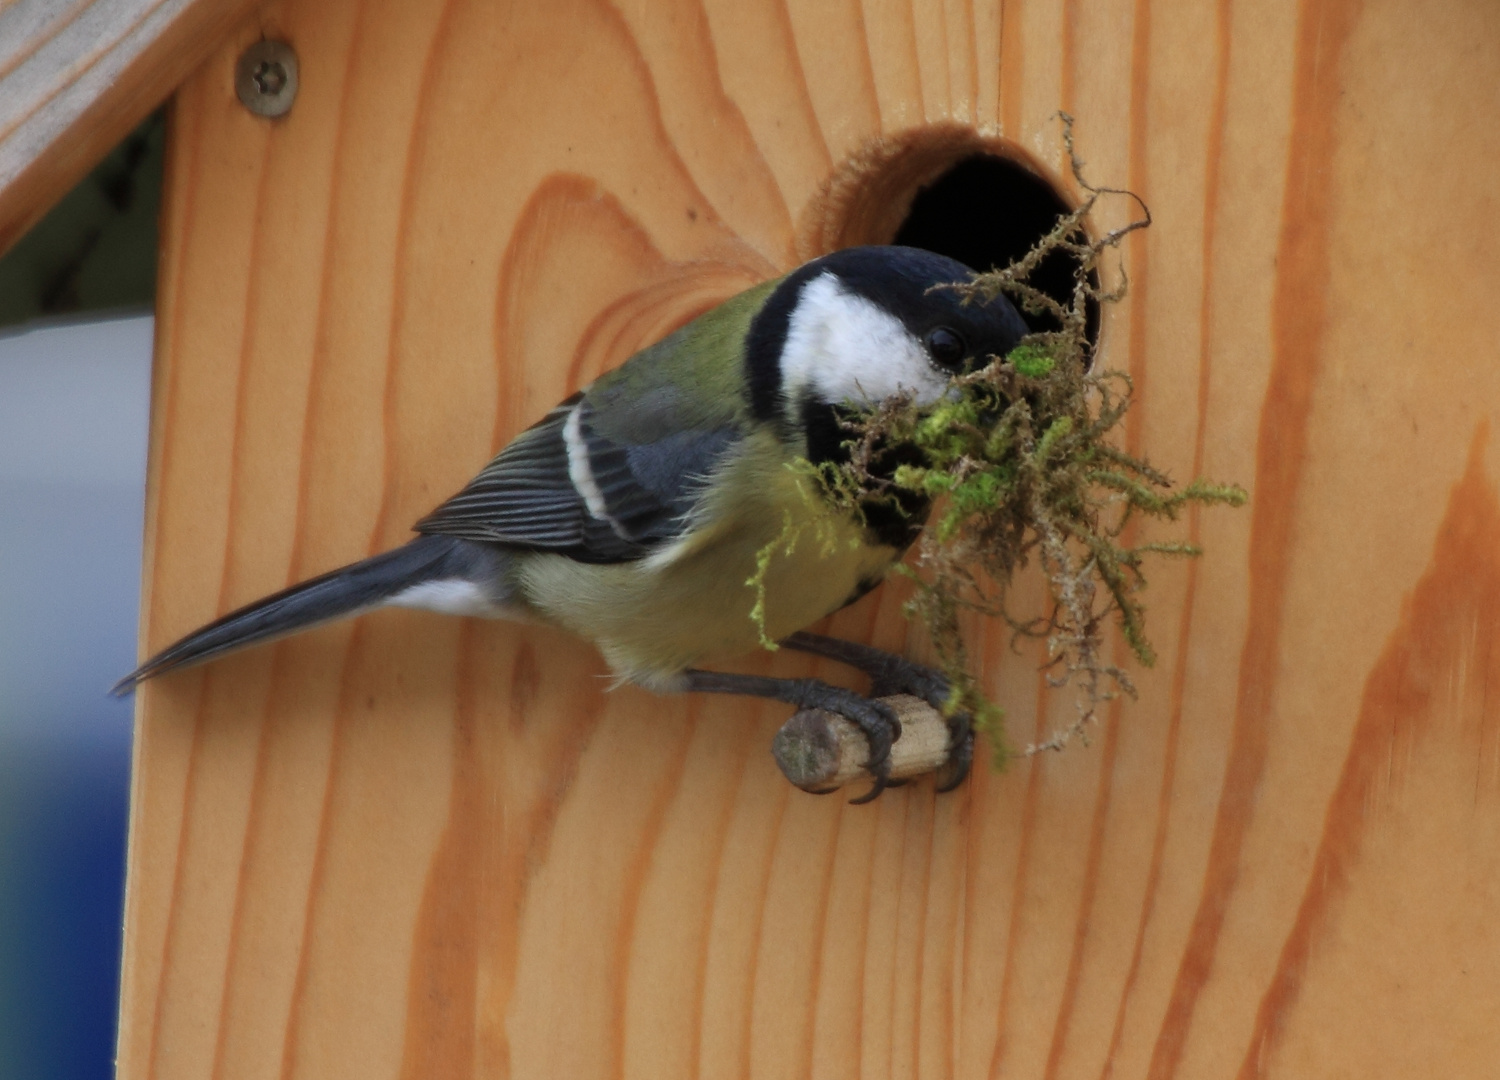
top-left (388, 579), bottom-right (502, 617)
top-left (779, 272), bottom-right (948, 409)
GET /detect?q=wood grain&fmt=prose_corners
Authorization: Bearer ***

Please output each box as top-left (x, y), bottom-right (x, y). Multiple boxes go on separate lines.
top-left (120, 0), bottom-right (1500, 1078)
top-left (0, 0), bottom-right (259, 253)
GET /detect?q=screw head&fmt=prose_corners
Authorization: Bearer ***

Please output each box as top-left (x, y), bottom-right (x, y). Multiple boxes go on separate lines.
top-left (235, 41), bottom-right (299, 118)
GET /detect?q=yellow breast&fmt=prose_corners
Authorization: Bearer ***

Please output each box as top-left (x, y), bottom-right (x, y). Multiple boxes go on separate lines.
top-left (514, 431), bottom-right (900, 689)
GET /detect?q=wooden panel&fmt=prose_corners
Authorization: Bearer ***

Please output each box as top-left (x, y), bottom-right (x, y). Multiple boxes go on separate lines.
top-left (120, 0), bottom-right (1500, 1078)
top-left (0, 0), bottom-right (256, 252)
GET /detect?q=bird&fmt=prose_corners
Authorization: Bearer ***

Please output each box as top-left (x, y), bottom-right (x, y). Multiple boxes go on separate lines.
top-left (114, 245), bottom-right (1029, 800)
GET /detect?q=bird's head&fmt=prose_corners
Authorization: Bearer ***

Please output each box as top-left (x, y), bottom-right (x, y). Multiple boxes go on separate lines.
top-left (746, 245), bottom-right (1030, 427)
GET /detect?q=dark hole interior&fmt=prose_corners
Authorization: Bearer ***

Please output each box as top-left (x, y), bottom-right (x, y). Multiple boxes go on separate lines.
top-left (892, 154), bottom-right (1101, 350)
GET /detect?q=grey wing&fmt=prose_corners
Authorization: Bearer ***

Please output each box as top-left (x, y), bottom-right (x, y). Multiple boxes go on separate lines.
top-left (413, 391), bottom-right (742, 564)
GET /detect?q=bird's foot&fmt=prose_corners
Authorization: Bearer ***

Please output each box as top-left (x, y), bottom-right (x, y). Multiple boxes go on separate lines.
top-left (780, 632), bottom-right (976, 792)
top-left (680, 669), bottom-right (902, 802)
top-left (783, 679), bottom-right (903, 804)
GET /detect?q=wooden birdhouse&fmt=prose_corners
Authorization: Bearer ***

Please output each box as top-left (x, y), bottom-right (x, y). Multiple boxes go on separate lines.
top-left (5, 0), bottom-right (1500, 1077)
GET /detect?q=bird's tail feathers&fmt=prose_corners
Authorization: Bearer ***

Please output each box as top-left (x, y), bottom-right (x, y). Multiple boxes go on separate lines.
top-left (112, 535), bottom-right (508, 695)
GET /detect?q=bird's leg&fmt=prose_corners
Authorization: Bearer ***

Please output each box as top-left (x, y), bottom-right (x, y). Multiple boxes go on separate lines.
top-left (679, 669), bottom-right (901, 803)
top-left (781, 632), bottom-right (947, 698)
top-left (780, 632), bottom-right (975, 792)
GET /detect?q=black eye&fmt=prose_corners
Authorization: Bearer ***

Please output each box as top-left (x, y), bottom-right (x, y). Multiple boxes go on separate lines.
top-left (925, 326), bottom-right (966, 367)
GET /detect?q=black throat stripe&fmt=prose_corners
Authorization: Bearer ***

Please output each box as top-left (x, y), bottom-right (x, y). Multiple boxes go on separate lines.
top-left (744, 265), bottom-right (820, 423)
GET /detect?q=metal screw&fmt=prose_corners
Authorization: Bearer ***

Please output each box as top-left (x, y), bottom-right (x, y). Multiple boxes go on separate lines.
top-left (235, 41), bottom-right (298, 118)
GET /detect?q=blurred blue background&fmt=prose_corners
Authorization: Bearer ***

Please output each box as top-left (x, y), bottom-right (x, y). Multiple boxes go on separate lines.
top-left (0, 314), bottom-right (153, 1079)
top-left (0, 104), bottom-right (162, 1080)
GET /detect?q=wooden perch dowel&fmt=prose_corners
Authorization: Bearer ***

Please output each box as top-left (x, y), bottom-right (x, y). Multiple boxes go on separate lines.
top-left (772, 694), bottom-right (952, 791)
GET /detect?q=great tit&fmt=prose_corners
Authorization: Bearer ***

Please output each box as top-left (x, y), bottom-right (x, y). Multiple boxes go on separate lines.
top-left (115, 245), bottom-right (1029, 799)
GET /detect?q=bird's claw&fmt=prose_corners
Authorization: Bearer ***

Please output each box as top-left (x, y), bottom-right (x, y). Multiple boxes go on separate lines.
top-left (934, 711), bottom-right (975, 793)
top-left (867, 656), bottom-right (976, 791)
top-left (840, 695), bottom-right (900, 804)
top-left (868, 655), bottom-right (950, 712)
top-left (790, 681), bottom-right (902, 803)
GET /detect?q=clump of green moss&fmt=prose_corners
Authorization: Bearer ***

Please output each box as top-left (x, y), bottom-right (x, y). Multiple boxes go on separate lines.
top-left (793, 116), bottom-right (1246, 763)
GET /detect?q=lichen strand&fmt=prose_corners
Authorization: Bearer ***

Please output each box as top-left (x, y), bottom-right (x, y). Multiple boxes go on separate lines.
top-left (779, 116), bottom-right (1247, 764)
